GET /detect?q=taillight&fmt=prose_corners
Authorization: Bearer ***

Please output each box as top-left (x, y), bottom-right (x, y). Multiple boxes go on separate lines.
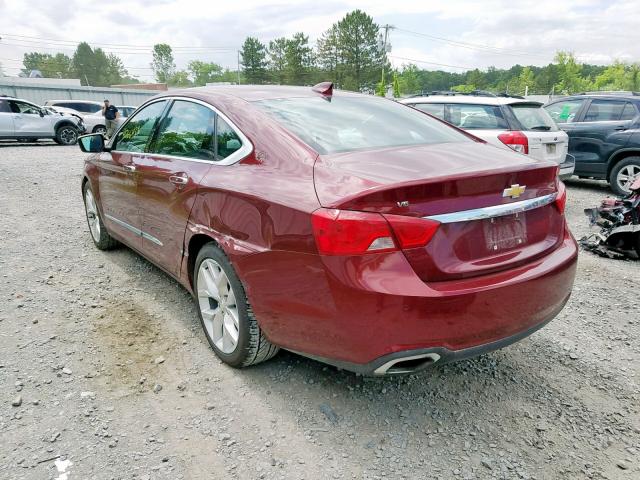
top-left (311, 208), bottom-right (440, 255)
top-left (555, 181), bottom-right (567, 214)
top-left (311, 209), bottom-right (396, 255)
top-left (498, 131), bottom-right (529, 154)
top-left (383, 214), bottom-right (440, 249)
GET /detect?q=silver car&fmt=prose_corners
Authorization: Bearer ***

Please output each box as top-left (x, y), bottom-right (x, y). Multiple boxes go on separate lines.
top-left (0, 95), bottom-right (84, 145)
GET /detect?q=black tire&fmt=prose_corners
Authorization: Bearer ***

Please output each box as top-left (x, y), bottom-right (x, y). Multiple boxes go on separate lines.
top-left (82, 182), bottom-right (119, 250)
top-left (93, 125), bottom-right (107, 135)
top-left (194, 243), bottom-right (279, 368)
top-left (54, 125), bottom-right (78, 145)
top-left (609, 156), bottom-right (640, 196)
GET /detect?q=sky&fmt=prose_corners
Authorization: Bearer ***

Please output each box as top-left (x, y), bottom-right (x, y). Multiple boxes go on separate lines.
top-left (0, 0), bottom-right (637, 81)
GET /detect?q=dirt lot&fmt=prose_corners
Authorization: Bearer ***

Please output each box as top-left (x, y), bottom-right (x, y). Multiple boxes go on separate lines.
top-left (0, 142), bottom-right (638, 480)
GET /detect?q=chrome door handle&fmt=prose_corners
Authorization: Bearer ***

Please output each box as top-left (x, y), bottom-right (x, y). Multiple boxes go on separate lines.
top-left (169, 173), bottom-right (188, 185)
top-left (123, 164), bottom-right (136, 172)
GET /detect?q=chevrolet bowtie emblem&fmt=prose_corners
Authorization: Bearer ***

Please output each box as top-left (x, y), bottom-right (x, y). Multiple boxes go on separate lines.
top-left (503, 184), bottom-right (526, 199)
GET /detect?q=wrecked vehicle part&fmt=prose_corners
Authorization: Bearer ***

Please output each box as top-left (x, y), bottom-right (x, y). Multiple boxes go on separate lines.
top-left (579, 178), bottom-right (640, 259)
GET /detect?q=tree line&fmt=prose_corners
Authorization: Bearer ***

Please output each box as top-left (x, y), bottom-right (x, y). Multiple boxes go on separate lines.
top-left (8, 9), bottom-right (640, 96)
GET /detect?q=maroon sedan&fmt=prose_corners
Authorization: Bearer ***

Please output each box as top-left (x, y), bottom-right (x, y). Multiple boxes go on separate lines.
top-left (79, 83), bottom-right (577, 375)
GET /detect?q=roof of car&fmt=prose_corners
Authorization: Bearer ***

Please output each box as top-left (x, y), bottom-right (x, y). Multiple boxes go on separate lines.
top-left (46, 99), bottom-right (103, 104)
top-left (552, 93), bottom-right (640, 102)
top-left (399, 95), bottom-right (541, 106)
top-left (167, 84), bottom-right (364, 102)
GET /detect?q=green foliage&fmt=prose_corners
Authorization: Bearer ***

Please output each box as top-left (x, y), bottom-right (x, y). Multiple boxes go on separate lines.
top-left (375, 79), bottom-right (386, 96)
top-left (392, 72), bottom-right (400, 98)
top-left (170, 70), bottom-right (192, 87)
top-left (22, 52), bottom-right (72, 78)
top-left (152, 43), bottom-right (175, 83)
top-left (188, 61), bottom-right (224, 86)
top-left (241, 37), bottom-right (268, 84)
top-left (594, 61), bottom-right (640, 91)
top-left (317, 10), bottom-right (386, 91)
top-left (554, 51), bottom-right (591, 94)
top-left (69, 42), bottom-right (134, 86)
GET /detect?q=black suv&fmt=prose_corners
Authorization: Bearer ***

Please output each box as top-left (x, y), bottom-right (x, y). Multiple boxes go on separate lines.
top-left (544, 93), bottom-right (640, 195)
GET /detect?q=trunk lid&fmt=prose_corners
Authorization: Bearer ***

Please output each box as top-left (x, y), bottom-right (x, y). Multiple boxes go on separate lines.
top-left (313, 142), bottom-right (564, 281)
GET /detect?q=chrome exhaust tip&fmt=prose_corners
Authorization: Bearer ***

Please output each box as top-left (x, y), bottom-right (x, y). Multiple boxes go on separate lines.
top-left (373, 352), bottom-right (441, 375)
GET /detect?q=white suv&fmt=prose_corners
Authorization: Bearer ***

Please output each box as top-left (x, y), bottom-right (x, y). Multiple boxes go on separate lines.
top-left (400, 93), bottom-right (574, 179)
top-left (45, 100), bottom-right (133, 134)
top-left (0, 95), bottom-right (84, 145)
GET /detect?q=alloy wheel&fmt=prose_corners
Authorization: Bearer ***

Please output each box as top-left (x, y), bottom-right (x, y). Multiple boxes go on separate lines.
top-left (60, 127), bottom-right (77, 145)
top-left (616, 164), bottom-right (640, 193)
top-left (197, 259), bottom-right (240, 354)
top-left (84, 188), bottom-right (101, 242)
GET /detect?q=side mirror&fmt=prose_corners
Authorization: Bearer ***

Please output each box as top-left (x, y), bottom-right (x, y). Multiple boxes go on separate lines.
top-left (78, 133), bottom-right (107, 153)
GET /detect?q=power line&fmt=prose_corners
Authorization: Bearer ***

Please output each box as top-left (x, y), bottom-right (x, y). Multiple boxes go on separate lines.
top-left (388, 55), bottom-right (472, 70)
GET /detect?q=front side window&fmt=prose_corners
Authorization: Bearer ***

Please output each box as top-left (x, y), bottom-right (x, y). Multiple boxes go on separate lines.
top-left (216, 117), bottom-right (243, 159)
top-left (412, 103), bottom-right (446, 120)
top-left (151, 100), bottom-right (215, 160)
top-left (113, 100), bottom-right (167, 153)
top-left (255, 95), bottom-right (470, 154)
top-left (584, 100), bottom-right (633, 122)
top-left (10, 101), bottom-right (41, 115)
top-left (620, 102), bottom-right (638, 120)
top-left (544, 99), bottom-right (584, 123)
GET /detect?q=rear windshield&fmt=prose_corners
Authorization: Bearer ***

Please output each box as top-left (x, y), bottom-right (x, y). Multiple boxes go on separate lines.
top-left (509, 103), bottom-right (558, 131)
top-left (447, 104), bottom-right (509, 130)
top-left (254, 96), bottom-right (471, 154)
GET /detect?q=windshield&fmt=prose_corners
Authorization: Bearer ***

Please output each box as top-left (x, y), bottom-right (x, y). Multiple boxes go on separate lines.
top-left (510, 103), bottom-right (558, 131)
top-left (255, 96), bottom-right (471, 154)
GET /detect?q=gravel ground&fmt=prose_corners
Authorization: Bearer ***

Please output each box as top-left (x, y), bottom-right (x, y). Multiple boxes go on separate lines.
top-left (0, 142), bottom-right (638, 480)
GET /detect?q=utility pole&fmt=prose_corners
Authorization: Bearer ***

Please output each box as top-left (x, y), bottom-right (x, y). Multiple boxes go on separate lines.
top-left (378, 25), bottom-right (393, 96)
top-left (237, 50), bottom-right (241, 85)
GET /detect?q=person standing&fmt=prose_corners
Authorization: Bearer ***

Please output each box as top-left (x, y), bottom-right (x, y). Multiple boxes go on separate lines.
top-left (101, 99), bottom-right (119, 138)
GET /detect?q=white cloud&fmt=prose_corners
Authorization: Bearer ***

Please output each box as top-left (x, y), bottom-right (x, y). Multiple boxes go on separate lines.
top-left (0, 0), bottom-right (638, 80)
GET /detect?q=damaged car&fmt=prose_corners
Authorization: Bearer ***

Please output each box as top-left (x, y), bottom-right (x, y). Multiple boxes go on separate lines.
top-left (580, 176), bottom-right (640, 258)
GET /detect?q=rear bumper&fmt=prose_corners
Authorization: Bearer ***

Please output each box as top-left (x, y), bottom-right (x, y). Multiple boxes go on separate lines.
top-left (559, 154), bottom-right (575, 180)
top-left (237, 229), bottom-right (578, 371)
top-left (294, 306), bottom-right (562, 375)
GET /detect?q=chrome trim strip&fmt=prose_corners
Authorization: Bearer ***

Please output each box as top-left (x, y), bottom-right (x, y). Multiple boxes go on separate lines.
top-left (104, 214), bottom-right (163, 246)
top-left (108, 96), bottom-right (253, 166)
top-left (424, 193), bottom-right (557, 224)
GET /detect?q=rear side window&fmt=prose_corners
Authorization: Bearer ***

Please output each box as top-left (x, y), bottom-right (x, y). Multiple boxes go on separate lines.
top-left (447, 104), bottom-right (509, 130)
top-left (583, 100), bottom-right (632, 122)
top-left (621, 103), bottom-right (638, 120)
top-left (255, 96), bottom-right (470, 154)
top-left (216, 117), bottom-right (243, 159)
top-left (114, 100), bottom-right (167, 153)
top-left (509, 103), bottom-right (558, 131)
top-left (412, 103), bottom-right (446, 120)
top-left (544, 99), bottom-right (584, 123)
top-left (0, 100), bottom-right (10, 113)
top-left (151, 100), bottom-right (215, 160)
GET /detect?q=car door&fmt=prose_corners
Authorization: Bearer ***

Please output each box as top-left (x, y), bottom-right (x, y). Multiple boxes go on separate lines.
top-left (133, 99), bottom-right (247, 276)
top-left (9, 100), bottom-right (51, 136)
top-left (564, 99), bottom-right (636, 176)
top-left (0, 99), bottom-right (15, 137)
top-left (96, 99), bottom-right (169, 249)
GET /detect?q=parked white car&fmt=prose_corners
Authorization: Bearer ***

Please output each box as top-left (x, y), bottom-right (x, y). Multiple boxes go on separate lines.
top-left (0, 95), bottom-right (85, 144)
top-left (44, 100), bottom-right (134, 134)
top-left (400, 93), bottom-right (574, 179)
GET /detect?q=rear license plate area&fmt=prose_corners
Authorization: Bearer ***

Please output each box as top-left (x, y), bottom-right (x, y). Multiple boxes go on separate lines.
top-left (545, 143), bottom-right (556, 154)
top-left (483, 213), bottom-right (527, 251)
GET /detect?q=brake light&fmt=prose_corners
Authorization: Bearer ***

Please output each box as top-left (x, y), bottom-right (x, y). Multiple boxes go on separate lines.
top-left (383, 214), bottom-right (440, 249)
top-left (311, 208), bottom-right (441, 255)
top-left (311, 208), bottom-right (396, 255)
top-left (498, 131), bottom-right (529, 154)
top-left (555, 181), bottom-right (567, 214)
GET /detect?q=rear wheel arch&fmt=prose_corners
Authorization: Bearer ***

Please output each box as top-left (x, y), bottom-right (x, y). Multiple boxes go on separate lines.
top-left (607, 149), bottom-right (640, 176)
top-left (187, 234), bottom-right (222, 289)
